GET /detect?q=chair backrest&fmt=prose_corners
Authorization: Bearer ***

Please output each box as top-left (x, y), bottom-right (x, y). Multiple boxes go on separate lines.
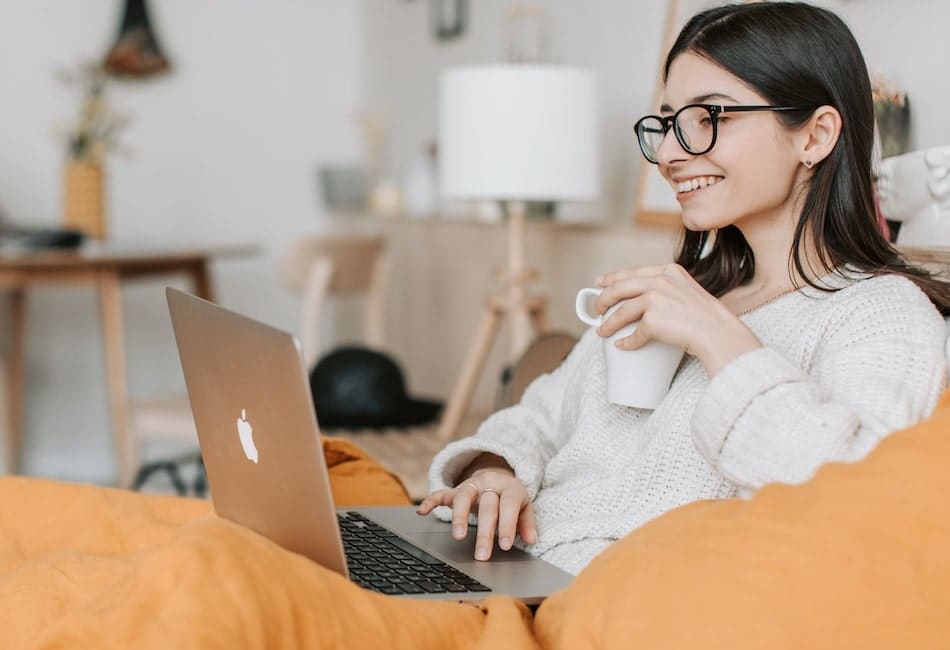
top-left (496, 331), bottom-right (578, 410)
top-left (280, 235), bottom-right (388, 368)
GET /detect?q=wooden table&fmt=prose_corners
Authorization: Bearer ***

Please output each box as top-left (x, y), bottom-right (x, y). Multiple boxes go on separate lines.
top-left (0, 243), bottom-right (255, 487)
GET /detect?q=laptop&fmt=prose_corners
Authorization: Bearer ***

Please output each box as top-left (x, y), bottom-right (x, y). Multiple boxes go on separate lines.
top-left (166, 288), bottom-right (573, 604)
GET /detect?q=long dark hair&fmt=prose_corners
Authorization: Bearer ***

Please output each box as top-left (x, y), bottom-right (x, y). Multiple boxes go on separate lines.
top-left (666, 2), bottom-right (950, 314)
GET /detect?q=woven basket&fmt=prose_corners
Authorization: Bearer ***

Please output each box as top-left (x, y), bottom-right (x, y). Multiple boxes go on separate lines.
top-left (63, 160), bottom-right (107, 239)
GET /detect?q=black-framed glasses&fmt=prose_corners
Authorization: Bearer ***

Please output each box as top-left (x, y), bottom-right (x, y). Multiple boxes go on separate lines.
top-left (634, 104), bottom-right (805, 164)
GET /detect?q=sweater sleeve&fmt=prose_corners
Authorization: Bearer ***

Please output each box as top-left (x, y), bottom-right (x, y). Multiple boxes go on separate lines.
top-left (691, 276), bottom-right (947, 492)
top-left (427, 330), bottom-right (596, 500)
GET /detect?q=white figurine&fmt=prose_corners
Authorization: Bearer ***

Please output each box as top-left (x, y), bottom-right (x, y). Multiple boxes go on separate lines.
top-left (878, 146), bottom-right (950, 246)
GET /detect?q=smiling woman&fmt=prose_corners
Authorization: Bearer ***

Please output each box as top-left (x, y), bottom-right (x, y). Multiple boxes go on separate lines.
top-left (418, 1), bottom-right (950, 579)
top-left (634, 0), bottom-right (762, 227)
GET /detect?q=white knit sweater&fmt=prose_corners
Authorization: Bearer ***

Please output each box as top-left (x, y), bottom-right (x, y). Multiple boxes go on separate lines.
top-left (428, 272), bottom-right (947, 575)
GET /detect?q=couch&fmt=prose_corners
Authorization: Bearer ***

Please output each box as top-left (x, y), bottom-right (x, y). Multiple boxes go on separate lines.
top-left (1, 392), bottom-right (948, 648)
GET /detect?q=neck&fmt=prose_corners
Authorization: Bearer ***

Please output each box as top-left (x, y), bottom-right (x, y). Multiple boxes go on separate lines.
top-left (736, 192), bottom-right (829, 293)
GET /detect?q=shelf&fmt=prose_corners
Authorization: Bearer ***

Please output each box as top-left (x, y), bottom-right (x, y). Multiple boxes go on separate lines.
top-left (900, 246), bottom-right (950, 266)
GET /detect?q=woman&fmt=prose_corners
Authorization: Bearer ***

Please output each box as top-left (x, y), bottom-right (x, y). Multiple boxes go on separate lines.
top-left (417, 1), bottom-right (950, 576)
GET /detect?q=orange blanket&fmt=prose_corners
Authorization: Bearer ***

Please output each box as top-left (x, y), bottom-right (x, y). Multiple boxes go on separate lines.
top-left (0, 438), bottom-right (538, 649)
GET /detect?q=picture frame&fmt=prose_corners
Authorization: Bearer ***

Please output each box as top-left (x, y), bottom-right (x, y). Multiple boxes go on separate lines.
top-left (633, 0), bottom-right (762, 228)
top-left (431, 0), bottom-right (467, 42)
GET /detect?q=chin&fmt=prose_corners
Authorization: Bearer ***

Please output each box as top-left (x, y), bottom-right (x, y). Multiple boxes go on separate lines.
top-left (680, 209), bottom-right (727, 232)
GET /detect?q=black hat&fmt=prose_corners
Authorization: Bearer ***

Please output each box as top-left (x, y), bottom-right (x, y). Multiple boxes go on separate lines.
top-left (309, 346), bottom-right (443, 429)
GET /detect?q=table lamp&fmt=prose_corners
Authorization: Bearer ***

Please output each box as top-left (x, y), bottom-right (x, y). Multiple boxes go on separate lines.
top-left (437, 64), bottom-right (599, 439)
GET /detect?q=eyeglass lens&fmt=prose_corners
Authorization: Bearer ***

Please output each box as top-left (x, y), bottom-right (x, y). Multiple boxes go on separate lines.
top-left (637, 105), bottom-right (716, 162)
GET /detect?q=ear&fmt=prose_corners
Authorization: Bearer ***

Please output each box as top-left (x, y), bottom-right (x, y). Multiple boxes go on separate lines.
top-left (798, 105), bottom-right (842, 168)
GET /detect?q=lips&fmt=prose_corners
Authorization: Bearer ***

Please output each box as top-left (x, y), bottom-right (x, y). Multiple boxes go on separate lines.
top-left (673, 175), bottom-right (724, 194)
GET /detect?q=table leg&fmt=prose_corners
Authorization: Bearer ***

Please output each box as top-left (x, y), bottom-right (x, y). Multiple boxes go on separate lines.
top-left (190, 260), bottom-right (215, 301)
top-left (98, 271), bottom-right (134, 487)
top-left (4, 289), bottom-right (27, 474)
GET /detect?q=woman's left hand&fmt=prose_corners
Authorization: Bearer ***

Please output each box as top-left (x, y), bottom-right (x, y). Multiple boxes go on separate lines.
top-left (594, 263), bottom-right (761, 377)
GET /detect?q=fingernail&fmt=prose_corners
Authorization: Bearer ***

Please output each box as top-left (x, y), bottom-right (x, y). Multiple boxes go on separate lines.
top-left (615, 339), bottom-right (626, 349)
top-left (475, 547), bottom-right (489, 561)
top-left (499, 536), bottom-right (511, 550)
top-left (453, 526), bottom-right (465, 538)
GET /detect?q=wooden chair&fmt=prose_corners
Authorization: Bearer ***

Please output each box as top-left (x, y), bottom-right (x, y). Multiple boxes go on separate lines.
top-left (495, 331), bottom-right (578, 409)
top-left (280, 235), bottom-right (445, 499)
top-left (279, 234), bottom-right (388, 368)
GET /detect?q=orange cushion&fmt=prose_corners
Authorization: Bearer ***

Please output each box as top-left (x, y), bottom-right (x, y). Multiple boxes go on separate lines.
top-left (535, 390), bottom-right (950, 649)
top-left (322, 436), bottom-right (412, 506)
top-left (0, 477), bottom-right (535, 648)
top-left (0, 439), bottom-right (535, 648)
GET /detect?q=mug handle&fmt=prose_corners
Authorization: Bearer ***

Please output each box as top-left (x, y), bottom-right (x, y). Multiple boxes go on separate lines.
top-left (575, 287), bottom-right (602, 327)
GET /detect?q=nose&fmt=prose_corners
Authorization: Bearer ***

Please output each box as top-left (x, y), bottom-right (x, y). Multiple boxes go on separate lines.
top-left (655, 126), bottom-right (690, 167)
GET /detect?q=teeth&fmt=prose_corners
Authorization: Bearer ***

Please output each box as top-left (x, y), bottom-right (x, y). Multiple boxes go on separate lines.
top-left (676, 176), bottom-right (721, 194)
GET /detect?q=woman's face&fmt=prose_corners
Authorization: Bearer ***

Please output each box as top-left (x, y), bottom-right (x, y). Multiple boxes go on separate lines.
top-left (657, 52), bottom-right (805, 232)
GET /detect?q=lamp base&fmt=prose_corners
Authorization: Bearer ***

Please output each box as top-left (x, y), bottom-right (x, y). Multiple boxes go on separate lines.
top-left (437, 202), bottom-right (548, 441)
top-left (437, 292), bottom-right (548, 441)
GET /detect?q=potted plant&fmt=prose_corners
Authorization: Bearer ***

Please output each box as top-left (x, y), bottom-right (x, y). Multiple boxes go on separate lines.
top-left (57, 63), bottom-right (130, 239)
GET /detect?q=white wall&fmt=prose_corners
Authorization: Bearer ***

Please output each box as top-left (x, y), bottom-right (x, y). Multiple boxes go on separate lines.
top-left (363, 0), bottom-right (664, 222)
top-left (0, 1), bottom-right (364, 482)
top-left (364, 0), bottom-right (950, 221)
top-left (826, 0), bottom-right (950, 150)
top-left (2, 0), bottom-right (947, 484)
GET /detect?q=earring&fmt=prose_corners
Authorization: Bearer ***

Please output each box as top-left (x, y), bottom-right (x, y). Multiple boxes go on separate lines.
top-left (803, 160), bottom-right (814, 169)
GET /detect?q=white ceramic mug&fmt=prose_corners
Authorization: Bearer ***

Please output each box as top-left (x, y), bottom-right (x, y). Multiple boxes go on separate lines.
top-left (575, 287), bottom-right (685, 409)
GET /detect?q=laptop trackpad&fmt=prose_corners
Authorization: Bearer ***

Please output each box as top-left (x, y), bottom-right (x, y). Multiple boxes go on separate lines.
top-left (415, 531), bottom-right (537, 564)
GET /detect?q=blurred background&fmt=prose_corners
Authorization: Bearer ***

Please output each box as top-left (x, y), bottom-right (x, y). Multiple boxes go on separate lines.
top-left (1, 0), bottom-right (947, 489)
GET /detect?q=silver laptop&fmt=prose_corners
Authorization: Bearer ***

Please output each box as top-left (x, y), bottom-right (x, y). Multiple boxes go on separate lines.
top-left (166, 288), bottom-right (572, 604)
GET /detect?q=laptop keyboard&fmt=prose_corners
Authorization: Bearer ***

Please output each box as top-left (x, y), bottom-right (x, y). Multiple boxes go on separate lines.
top-left (338, 512), bottom-right (491, 596)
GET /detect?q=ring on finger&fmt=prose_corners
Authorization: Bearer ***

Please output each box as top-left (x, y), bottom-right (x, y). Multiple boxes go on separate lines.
top-left (480, 487), bottom-right (500, 497)
top-left (458, 481), bottom-right (481, 495)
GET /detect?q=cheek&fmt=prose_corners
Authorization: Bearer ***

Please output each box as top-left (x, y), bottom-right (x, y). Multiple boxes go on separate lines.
top-left (682, 145), bottom-right (800, 229)
top-left (730, 153), bottom-right (796, 208)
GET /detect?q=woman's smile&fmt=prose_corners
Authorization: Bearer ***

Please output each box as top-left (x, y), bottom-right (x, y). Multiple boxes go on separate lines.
top-left (674, 174), bottom-right (724, 194)
top-left (672, 174), bottom-right (724, 199)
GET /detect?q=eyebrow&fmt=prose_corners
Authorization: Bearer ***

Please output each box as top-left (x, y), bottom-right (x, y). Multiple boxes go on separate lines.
top-left (660, 93), bottom-right (741, 113)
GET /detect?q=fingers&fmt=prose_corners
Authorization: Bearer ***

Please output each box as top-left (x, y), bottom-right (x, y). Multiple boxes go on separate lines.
top-left (592, 274), bottom-right (657, 317)
top-left (450, 483), bottom-right (479, 539)
top-left (516, 503), bottom-right (539, 546)
top-left (417, 480), bottom-right (539, 560)
top-left (496, 490), bottom-right (523, 550)
top-left (595, 264), bottom-right (671, 288)
top-left (594, 264), bottom-right (693, 307)
top-left (415, 487), bottom-right (460, 515)
top-left (614, 317), bottom-right (653, 350)
top-left (597, 295), bottom-right (646, 339)
top-left (415, 484), bottom-right (483, 545)
top-left (473, 490), bottom-right (500, 561)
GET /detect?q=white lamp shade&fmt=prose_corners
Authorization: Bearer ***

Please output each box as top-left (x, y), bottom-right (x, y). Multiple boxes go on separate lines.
top-left (439, 65), bottom-right (599, 202)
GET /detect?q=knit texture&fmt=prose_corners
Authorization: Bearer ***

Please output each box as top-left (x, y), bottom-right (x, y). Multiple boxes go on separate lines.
top-left (428, 272), bottom-right (947, 575)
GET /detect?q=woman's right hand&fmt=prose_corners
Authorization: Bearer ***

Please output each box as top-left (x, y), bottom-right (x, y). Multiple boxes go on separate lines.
top-left (416, 467), bottom-right (538, 562)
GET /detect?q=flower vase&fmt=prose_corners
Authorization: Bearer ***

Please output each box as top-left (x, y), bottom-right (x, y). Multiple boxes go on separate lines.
top-left (63, 160), bottom-right (107, 239)
top-left (874, 99), bottom-right (911, 159)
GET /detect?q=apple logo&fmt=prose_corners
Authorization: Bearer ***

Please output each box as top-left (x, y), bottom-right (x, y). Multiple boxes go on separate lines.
top-left (236, 408), bottom-right (259, 464)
